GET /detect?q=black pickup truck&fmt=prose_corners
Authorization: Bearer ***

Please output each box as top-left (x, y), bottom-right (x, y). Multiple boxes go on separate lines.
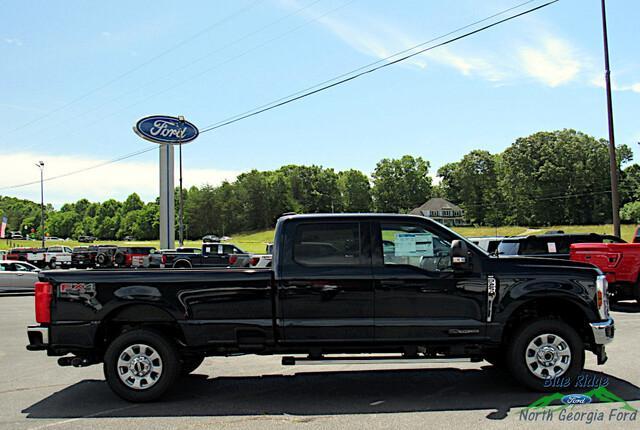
top-left (27, 214), bottom-right (614, 402)
top-left (146, 243), bottom-right (250, 268)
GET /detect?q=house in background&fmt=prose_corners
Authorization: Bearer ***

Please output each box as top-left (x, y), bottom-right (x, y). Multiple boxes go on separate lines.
top-left (410, 197), bottom-right (467, 226)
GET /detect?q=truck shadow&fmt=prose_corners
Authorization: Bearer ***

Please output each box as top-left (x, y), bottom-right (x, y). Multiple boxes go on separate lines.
top-left (22, 367), bottom-right (640, 420)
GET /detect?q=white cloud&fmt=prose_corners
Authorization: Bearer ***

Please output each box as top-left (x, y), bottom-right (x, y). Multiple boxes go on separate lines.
top-left (288, 0), bottom-right (591, 89)
top-left (590, 75), bottom-right (640, 93)
top-left (3, 38), bottom-right (23, 46)
top-left (424, 47), bottom-right (508, 82)
top-left (101, 31), bottom-right (112, 38)
top-left (518, 37), bottom-right (582, 87)
top-left (0, 152), bottom-right (240, 207)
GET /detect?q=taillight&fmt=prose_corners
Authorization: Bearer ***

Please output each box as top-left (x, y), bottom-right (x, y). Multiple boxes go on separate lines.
top-left (229, 255), bottom-right (238, 265)
top-left (250, 257), bottom-right (259, 266)
top-left (161, 254), bottom-right (167, 264)
top-left (35, 281), bottom-right (53, 324)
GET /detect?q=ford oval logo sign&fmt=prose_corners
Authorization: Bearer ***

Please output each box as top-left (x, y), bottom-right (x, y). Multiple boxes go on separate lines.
top-left (134, 115), bottom-right (199, 144)
top-left (561, 394), bottom-right (592, 405)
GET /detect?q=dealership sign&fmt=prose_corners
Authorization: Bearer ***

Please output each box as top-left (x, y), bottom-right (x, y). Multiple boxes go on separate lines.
top-left (133, 115), bottom-right (199, 144)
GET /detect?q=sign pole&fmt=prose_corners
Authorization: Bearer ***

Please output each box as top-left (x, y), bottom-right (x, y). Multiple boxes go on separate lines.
top-left (133, 115), bottom-right (198, 250)
top-left (178, 116), bottom-right (185, 247)
top-left (159, 144), bottom-right (175, 249)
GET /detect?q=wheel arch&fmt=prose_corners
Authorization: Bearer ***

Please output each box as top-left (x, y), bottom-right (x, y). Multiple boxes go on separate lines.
top-left (172, 259), bottom-right (192, 268)
top-left (95, 304), bottom-right (186, 356)
top-left (499, 296), bottom-right (597, 350)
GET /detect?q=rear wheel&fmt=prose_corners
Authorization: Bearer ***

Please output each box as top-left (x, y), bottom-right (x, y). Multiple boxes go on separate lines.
top-left (104, 329), bottom-right (181, 402)
top-left (173, 260), bottom-right (192, 269)
top-left (506, 318), bottom-right (584, 392)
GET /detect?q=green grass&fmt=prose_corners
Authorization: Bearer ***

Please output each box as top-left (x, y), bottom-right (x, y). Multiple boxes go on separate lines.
top-left (2, 224), bottom-right (635, 253)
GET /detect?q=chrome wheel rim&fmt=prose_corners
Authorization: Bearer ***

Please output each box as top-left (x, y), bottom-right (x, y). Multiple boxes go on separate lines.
top-left (525, 333), bottom-right (571, 379)
top-left (117, 343), bottom-right (163, 390)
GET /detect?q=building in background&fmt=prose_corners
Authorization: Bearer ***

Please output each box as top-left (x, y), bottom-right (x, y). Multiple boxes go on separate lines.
top-left (411, 198), bottom-right (467, 226)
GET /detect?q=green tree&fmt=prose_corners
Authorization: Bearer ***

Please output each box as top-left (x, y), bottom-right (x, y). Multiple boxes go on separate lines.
top-left (338, 169), bottom-right (372, 212)
top-left (500, 129), bottom-right (631, 225)
top-left (437, 150), bottom-right (501, 225)
top-left (372, 155), bottom-right (432, 213)
top-left (47, 211), bottom-right (80, 238)
top-left (621, 201), bottom-right (640, 223)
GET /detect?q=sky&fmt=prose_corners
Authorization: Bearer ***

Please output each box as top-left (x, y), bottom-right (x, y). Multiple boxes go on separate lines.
top-left (1, 0), bottom-right (638, 206)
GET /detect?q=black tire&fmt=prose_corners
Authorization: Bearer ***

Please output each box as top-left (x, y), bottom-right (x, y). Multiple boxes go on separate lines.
top-left (96, 253), bottom-right (108, 266)
top-left (506, 318), bottom-right (584, 392)
top-left (104, 329), bottom-right (181, 402)
top-left (48, 258), bottom-right (56, 269)
top-left (173, 260), bottom-right (192, 269)
top-left (114, 252), bottom-right (126, 266)
top-left (181, 356), bottom-right (205, 375)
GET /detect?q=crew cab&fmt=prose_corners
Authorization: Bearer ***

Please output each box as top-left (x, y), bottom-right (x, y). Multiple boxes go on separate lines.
top-left (148, 243), bottom-right (250, 268)
top-left (44, 246), bottom-right (73, 269)
top-left (27, 214), bottom-right (614, 402)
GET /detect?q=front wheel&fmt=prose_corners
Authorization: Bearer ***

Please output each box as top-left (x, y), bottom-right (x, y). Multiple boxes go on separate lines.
top-left (506, 318), bottom-right (584, 392)
top-left (104, 329), bottom-right (181, 402)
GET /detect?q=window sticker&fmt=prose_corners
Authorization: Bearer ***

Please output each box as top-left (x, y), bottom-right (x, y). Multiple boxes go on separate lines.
top-left (394, 233), bottom-right (434, 257)
top-left (547, 242), bottom-right (557, 253)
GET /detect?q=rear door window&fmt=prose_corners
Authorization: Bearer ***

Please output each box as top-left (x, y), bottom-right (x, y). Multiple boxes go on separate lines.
top-left (293, 223), bottom-right (361, 266)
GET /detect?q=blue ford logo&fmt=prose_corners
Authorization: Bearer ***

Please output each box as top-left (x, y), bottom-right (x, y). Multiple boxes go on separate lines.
top-left (561, 394), bottom-right (592, 405)
top-left (134, 115), bottom-right (199, 144)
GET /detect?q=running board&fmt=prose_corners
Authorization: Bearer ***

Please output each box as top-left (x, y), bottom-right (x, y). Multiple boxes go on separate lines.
top-left (281, 356), bottom-right (478, 366)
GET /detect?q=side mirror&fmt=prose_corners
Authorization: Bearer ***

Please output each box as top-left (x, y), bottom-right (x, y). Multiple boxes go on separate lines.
top-left (451, 240), bottom-right (472, 272)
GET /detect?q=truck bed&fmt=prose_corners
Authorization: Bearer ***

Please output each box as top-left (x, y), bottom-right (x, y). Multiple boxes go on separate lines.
top-left (40, 268), bottom-right (275, 351)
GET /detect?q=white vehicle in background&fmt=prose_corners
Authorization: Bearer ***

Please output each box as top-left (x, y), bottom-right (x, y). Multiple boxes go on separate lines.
top-left (0, 260), bottom-right (40, 293)
top-left (249, 243), bottom-right (273, 268)
top-left (44, 246), bottom-right (73, 268)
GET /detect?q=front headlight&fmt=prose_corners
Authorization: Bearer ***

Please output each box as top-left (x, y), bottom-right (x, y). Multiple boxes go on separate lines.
top-left (596, 274), bottom-right (609, 319)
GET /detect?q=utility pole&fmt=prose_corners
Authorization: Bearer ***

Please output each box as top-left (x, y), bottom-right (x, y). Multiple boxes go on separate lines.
top-left (35, 161), bottom-right (45, 248)
top-left (601, 0), bottom-right (620, 237)
top-left (178, 116), bottom-right (185, 246)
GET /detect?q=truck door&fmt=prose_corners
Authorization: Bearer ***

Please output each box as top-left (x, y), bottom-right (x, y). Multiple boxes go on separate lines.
top-left (372, 220), bottom-right (486, 342)
top-left (202, 244), bottom-right (225, 266)
top-left (276, 221), bottom-right (374, 343)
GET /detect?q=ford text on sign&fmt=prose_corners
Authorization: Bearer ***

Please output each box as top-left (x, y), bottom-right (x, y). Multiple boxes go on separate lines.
top-left (134, 115), bottom-right (199, 144)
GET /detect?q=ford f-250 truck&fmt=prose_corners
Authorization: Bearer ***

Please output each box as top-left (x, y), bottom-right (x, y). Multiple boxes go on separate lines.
top-left (26, 214), bottom-right (614, 402)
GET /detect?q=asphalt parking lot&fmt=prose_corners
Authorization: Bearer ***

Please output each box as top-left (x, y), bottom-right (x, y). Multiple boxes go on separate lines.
top-left (1, 295), bottom-right (639, 430)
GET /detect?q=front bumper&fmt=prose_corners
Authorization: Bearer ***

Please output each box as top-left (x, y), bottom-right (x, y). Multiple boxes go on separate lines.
top-left (590, 318), bottom-right (615, 345)
top-left (26, 325), bottom-right (48, 351)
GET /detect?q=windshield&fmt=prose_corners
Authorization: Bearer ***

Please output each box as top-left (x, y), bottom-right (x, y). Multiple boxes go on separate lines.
top-left (497, 241), bottom-right (520, 255)
top-left (426, 218), bottom-right (488, 256)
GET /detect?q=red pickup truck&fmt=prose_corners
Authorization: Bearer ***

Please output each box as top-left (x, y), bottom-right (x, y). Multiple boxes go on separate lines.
top-left (570, 226), bottom-right (640, 303)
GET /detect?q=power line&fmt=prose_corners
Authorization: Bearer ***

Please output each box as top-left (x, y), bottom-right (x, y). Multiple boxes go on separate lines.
top-left (7, 0), bottom-right (326, 153)
top-left (199, 0), bottom-right (558, 133)
top-left (4, 0), bottom-right (348, 154)
top-left (201, 0), bottom-right (542, 131)
top-left (0, 147), bottom-right (156, 191)
top-left (5, 0), bottom-right (264, 136)
top-left (0, 0), bottom-right (557, 191)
